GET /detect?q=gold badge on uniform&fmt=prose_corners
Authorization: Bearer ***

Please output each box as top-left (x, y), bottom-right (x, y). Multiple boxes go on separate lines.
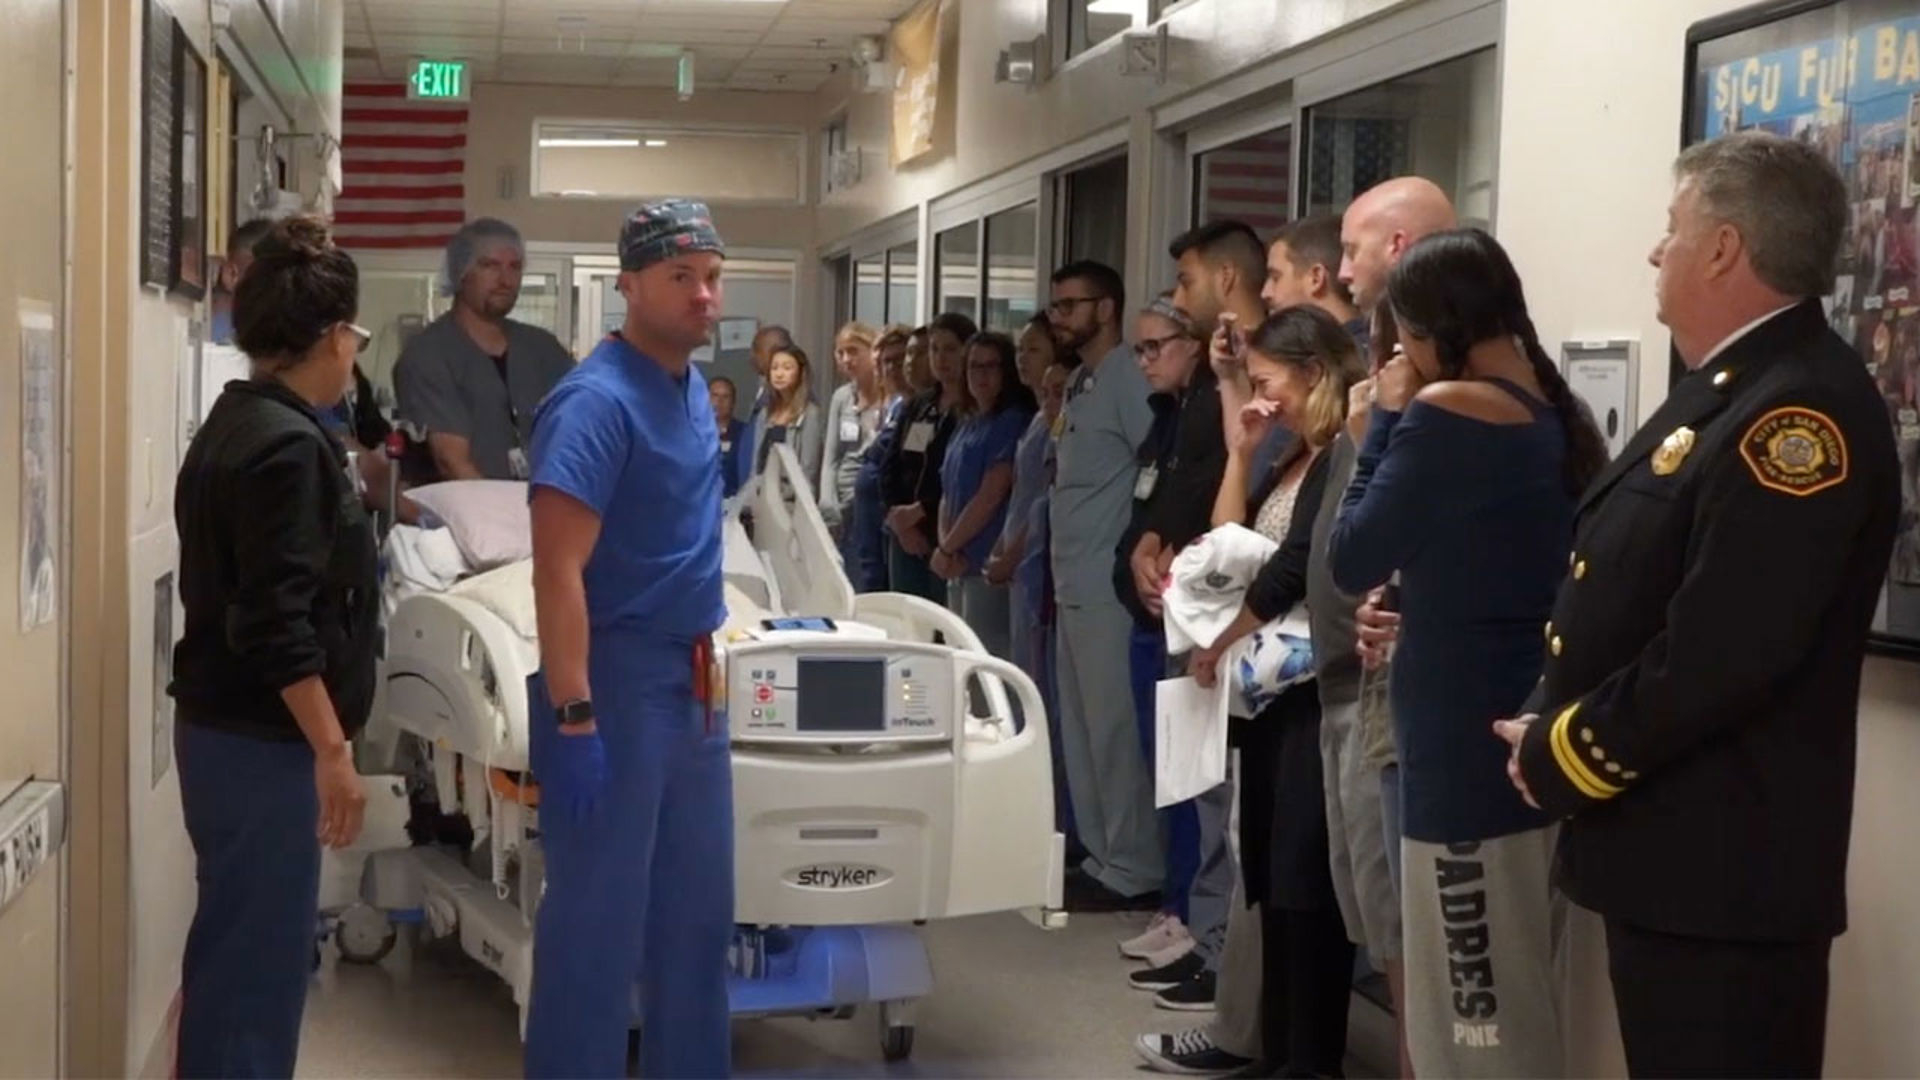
top-left (1739, 407), bottom-right (1848, 496)
top-left (1650, 426), bottom-right (1695, 476)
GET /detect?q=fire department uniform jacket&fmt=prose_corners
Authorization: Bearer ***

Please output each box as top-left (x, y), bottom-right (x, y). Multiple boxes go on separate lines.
top-left (1517, 299), bottom-right (1899, 943)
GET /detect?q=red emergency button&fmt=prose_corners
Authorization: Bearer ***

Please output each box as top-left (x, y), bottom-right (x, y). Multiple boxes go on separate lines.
top-left (755, 684), bottom-right (774, 705)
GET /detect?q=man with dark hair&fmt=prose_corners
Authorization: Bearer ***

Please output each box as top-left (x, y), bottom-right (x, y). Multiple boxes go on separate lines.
top-left (1501, 129), bottom-right (1897, 1079)
top-left (210, 217), bottom-right (277, 345)
top-left (1264, 215), bottom-right (1361, 330)
top-left (1048, 259), bottom-right (1160, 912)
top-left (393, 217), bottom-right (574, 481)
top-left (1170, 221), bottom-right (1268, 329)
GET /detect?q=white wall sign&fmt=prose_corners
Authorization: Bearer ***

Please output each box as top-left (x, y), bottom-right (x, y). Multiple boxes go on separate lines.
top-left (18, 301), bottom-right (56, 631)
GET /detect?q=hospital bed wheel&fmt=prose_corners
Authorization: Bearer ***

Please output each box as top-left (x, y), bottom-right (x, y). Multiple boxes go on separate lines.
top-left (335, 903), bottom-right (398, 965)
top-left (877, 1005), bottom-right (914, 1062)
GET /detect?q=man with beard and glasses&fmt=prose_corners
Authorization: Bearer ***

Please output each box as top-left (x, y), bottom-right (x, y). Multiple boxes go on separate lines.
top-left (394, 217), bottom-right (575, 482)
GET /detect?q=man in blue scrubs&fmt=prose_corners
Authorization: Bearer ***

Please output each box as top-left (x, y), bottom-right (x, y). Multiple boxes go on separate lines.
top-left (524, 199), bottom-right (732, 1079)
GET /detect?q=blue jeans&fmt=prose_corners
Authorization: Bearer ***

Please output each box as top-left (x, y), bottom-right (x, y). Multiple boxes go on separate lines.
top-left (1129, 625), bottom-right (1199, 918)
top-left (525, 633), bottom-right (734, 1079)
top-left (845, 477), bottom-right (890, 593)
top-left (176, 722), bottom-right (321, 1080)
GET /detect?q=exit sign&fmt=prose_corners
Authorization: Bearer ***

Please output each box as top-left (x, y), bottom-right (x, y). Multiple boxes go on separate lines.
top-left (407, 59), bottom-right (469, 102)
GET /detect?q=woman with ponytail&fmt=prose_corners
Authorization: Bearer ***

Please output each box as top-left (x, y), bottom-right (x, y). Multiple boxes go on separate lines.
top-left (1327, 227), bottom-right (1605, 1080)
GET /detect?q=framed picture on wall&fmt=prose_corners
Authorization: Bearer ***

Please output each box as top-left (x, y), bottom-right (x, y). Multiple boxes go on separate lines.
top-left (138, 0), bottom-right (176, 290)
top-left (1682, 0), bottom-right (1920, 652)
top-left (169, 29), bottom-right (209, 301)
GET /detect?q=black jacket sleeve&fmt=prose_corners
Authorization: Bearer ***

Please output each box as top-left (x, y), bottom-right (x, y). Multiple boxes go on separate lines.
top-left (225, 432), bottom-right (338, 691)
top-left (1245, 450), bottom-right (1331, 623)
top-left (1147, 377), bottom-right (1227, 552)
top-left (880, 393), bottom-right (928, 508)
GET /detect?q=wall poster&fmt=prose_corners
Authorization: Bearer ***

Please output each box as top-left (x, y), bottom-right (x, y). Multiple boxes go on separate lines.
top-left (152, 571), bottom-right (174, 788)
top-left (1685, 0), bottom-right (1920, 651)
top-left (139, 0), bottom-right (176, 290)
top-left (170, 29), bottom-right (209, 301)
top-left (18, 301), bottom-right (55, 632)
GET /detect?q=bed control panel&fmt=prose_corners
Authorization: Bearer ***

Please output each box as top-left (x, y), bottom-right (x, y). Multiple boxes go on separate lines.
top-left (725, 632), bottom-right (954, 744)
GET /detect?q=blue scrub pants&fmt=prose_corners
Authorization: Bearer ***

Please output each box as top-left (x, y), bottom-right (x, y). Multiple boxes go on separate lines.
top-left (846, 473), bottom-right (891, 592)
top-left (175, 721), bottom-right (320, 1080)
top-left (886, 536), bottom-right (945, 606)
top-left (525, 632), bottom-right (734, 1080)
top-left (1129, 625), bottom-right (1199, 923)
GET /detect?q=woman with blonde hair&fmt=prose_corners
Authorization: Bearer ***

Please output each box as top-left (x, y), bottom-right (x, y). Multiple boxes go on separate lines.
top-left (820, 321), bottom-right (887, 550)
top-left (750, 342), bottom-right (825, 487)
top-left (1187, 303), bottom-right (1367, 1076)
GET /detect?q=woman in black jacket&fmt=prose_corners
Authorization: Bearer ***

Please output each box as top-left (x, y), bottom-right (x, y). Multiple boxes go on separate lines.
top-left (880, 312), bottom-right (977, 604)
top-left (1194, 305), bottom-right (1367, 1077)
top-left (169, 215), bottom-right (378, 1080)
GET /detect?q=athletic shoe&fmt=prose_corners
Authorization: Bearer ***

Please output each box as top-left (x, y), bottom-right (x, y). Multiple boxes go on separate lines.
top-left (1129, 949), bottom-right (1205, 992)
top-left (1155, 968), bottom-right (1218, 1011)
top-left (1144, 933), bottom-right (1198, 970)
top-left (1119, 912), bottom-right (1191, 960)
top-left (1133, 1028), bottom-right (1255, 1076)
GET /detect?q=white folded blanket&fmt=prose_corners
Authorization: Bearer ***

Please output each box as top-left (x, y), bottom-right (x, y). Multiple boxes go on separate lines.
top-left (1164, 523), bottom-right (1315, 717)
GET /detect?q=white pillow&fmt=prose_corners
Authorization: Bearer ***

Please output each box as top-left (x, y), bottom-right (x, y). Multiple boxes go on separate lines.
top-left (404, 480), bottom-right (531, 570)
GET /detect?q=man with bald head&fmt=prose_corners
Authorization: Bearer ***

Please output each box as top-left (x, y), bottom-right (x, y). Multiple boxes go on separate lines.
top-left (1338, 176), bottom-right (1459, 312)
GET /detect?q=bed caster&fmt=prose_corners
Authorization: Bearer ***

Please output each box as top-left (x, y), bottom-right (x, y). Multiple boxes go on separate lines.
top-left (335, 903), bottom-right (398, 965)
top-left (878, 1002), bottom-right (915, 1062)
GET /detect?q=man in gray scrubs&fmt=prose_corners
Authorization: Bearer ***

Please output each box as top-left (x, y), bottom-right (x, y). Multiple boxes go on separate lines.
top-left (394, 218), bottom-right (575, 481)
top-left (1049, 259), bottom-right (1160, 909)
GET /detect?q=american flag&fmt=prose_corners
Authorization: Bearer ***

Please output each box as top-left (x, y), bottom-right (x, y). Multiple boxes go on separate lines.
top-left (334, 83), bottom-right (468, 251)
top-left (1197, 132), bottom-right (1293, 240)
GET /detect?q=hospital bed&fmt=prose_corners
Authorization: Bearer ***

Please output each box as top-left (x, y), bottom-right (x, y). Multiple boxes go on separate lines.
top-left (339, 444), bottom-right (1066, 1060)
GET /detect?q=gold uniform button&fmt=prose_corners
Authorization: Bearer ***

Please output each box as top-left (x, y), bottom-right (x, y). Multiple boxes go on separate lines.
top-left (1712, 370), bottom-right (1732, 389)
top-left (1574, 560), bottom-right (1588, 580)
top-left (1551, 635), bottom-right (1564, 657)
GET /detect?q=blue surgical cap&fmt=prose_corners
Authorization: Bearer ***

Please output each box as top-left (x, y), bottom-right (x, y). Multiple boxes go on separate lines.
top-left (442, 218), bottom-right (525, 296)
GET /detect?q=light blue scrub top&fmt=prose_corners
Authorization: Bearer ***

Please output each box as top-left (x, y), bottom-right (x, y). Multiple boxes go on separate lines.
top-left (939, 407), bottom-right (1034, 571)
top-left (529, 333), bottom-right (724, 641)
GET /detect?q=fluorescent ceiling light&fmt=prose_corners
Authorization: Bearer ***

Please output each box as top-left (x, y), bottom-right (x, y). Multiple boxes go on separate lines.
top-left (540, 138), bottom-right (640, 148)
top-left (1086, 0), bottom-right (1145, 14)
top-left (645, 139), bottom-right (668, 147)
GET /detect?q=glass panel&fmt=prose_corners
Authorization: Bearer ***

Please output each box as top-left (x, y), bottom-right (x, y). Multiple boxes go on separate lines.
top-left (533, 122), bottom-right (803, 202)
top-left (828, 254), bottom-right (853, 328)
top-left (513, 270), bottom-right (565, 349)
top-left (1301, 48), bottom-right (1499, 227)
top-left (983, 202), bottom-right (1039, 333)
top-left (853, 254), bottom-right (886, 326)
top-left (1192, 125), bottom-right (1292, 241)
top-left (936, 223), bottom-right (980, 323)
top-left (357, 269), bottom-right (446, 406)
top-left (1068, 0), bottom-right (1141, 59)
top-left (886, 240), bottom-right (919, 324)
top-left (1062, 154), bottom-right (1129, 272)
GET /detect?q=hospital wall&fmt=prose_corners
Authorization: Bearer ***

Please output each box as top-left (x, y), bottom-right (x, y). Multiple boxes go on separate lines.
top-left (62, 0), bottom-right (348, 1075)
top-left (1498, 0), bottom-right (1920, 1072)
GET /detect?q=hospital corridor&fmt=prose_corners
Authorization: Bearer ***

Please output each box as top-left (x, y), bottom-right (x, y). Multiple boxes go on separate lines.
top-left (10, 0), bottom-right (1920, 1078)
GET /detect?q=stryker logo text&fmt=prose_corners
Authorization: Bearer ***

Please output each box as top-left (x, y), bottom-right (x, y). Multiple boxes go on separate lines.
top-left (787, 864), bottom-right (892, 889)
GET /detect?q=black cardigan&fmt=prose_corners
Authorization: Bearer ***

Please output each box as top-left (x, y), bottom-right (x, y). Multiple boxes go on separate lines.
top-left (1243, 446), bottom-right (1332, 624)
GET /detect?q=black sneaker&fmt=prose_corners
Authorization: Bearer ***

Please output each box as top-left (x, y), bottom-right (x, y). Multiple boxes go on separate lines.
top-left (1129, 949), bottom-right (1205, 992)
top-left (1133, 1028), bottom-right (1253, 1076)
top-left (1154, 967), bottom-right (1218, 1011)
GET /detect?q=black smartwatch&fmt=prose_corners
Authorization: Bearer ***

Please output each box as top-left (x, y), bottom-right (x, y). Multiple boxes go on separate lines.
top-left (555, 699), bottom-right (595, 729)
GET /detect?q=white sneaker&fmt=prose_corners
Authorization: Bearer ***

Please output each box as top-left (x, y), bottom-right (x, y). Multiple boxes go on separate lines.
top-left (1119, 913), bottom-right (1188, 960)
top-left (1144, 932), bottom-right (1198, 970)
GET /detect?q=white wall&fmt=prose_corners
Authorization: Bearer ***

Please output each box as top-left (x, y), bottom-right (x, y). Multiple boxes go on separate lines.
top-left (1499, 1), bottom-right (1920, 1073)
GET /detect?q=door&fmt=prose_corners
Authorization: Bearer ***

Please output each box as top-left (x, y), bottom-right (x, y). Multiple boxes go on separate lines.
top-left (0, 0), bottom-right (69, 1074)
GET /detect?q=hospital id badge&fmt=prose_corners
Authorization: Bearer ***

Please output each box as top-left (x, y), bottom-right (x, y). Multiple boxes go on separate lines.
top-left (903, 421), bottom-right (934, 454)
top-left (1134, 464), bottom-right (1160, 501)
top-left (508, 447), bottom-right (531, 480)
top-left (841, 417), bottom-right (861, 445)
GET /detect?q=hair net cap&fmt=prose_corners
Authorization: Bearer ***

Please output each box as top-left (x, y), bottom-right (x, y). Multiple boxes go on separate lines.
top-left (1145, 295), bottom-right (1195, 335)
top-left (619, 199), bottom-right (725, 272)
top-left (443, 218), bottom-right (525, 296)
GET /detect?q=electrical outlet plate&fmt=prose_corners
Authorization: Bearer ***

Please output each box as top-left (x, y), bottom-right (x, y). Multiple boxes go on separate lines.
top-left (0, 781), bottom-right (65, 917)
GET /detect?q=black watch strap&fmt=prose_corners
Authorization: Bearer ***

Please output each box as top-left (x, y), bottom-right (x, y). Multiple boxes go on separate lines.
top-left (556, 698), bottom-right (595, 728)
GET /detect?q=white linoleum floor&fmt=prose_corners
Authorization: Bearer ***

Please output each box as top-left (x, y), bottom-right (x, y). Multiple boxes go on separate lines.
top-left (296, 909), bottom-right (1392, 1078)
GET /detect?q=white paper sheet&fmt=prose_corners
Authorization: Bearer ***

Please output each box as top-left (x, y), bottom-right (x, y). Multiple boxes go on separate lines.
top-left (1155, 670), bottom-right (1231, 808)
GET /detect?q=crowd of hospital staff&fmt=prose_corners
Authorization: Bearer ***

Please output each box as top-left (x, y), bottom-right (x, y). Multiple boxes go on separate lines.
top-left (166, 125), bottom-right (1893, 1080)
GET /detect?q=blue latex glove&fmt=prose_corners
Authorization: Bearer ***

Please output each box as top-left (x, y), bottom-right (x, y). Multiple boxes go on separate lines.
top-left (528, 672), bottom-right (607, 823)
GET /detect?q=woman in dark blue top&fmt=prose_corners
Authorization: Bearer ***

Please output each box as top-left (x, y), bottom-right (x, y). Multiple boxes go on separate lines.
top-left (1329, 229), bottom-right (1607, 1080)
top-left (935, 331), bottom-right (1037, 659)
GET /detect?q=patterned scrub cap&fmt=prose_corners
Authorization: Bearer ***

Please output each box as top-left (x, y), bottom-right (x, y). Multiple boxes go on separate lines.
top-left (618, 198), bottom-right (726, 271)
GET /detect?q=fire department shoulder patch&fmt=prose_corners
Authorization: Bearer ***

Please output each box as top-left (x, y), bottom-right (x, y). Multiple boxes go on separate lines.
top-left (1739, 407), bottom-right (1848, 496)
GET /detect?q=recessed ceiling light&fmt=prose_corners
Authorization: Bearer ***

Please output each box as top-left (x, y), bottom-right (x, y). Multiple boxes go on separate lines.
top-left (540, 138), bottom-right (641, 148)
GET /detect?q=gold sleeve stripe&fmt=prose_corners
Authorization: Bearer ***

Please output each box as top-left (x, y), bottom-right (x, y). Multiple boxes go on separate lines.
top-left (1549, 702), bottom-right (1623, 800)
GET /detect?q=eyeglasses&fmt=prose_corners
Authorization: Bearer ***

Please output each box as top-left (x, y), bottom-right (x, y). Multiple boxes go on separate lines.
top-left (1134, 334), bottom-right (1188, 360)
top-left (344, 322), bottom-right (372, 353)
top-left (1048, 295), bottom-right (1106, 316)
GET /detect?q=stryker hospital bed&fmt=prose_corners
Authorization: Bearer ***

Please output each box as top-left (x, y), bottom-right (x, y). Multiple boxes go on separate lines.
top-left (335, 444), bottom-right (1066, 1061)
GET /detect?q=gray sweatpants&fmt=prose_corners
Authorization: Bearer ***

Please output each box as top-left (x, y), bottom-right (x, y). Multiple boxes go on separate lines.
top-left (1055, 601), bottom-right (1162, 896)
top-left (1187, 779), bottom-right (1236, 969)
top-left (1321, 698), bottom-right (1401, 965)
top-left (1210, 749), bottom-right (1262, 1060)
top-left (949, 576), bottom-right (1012, 661)
top-left (1401, 826), bottom-right (1565, 1079)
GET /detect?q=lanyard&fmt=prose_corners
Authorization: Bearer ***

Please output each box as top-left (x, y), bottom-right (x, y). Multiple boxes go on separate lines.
top-left (491, 351), bottom-right (522, 450)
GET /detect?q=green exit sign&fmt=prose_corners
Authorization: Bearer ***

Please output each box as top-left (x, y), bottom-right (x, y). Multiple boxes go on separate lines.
top-left (407, 59), bottom-right (469, 102)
